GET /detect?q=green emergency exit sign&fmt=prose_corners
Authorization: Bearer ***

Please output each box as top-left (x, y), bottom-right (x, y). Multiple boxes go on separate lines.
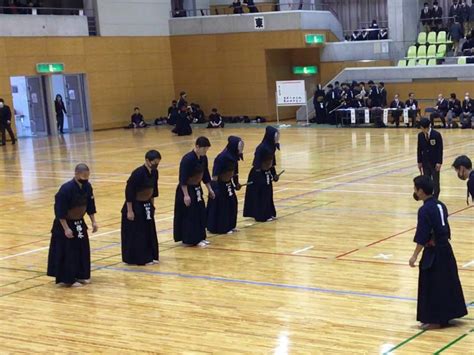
top-left (305, 34), bottom-right (325, 44)
top-left (293, 66), bottom-right (318, 75)
top-left (36, 63), bottom-right (65, 73)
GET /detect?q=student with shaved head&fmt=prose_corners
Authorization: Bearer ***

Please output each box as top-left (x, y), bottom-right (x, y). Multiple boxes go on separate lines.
top-left (47, 164), bottom-right (98, 287)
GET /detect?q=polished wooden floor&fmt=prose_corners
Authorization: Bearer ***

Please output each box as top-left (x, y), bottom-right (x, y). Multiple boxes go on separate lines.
top-left (0, 125), bottom-right (472, 354)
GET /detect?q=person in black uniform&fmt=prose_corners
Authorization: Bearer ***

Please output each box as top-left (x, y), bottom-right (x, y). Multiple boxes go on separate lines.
top-left (207, 136), bottom-right (244, 234)
top-left (167, 100), bottom-right (179, 126)
top-left (390, 94), bottom-right (405, 127)
top-left (230, 0), bottom-right (243, 14)
top-left (420, 2), bottom-right (433, 31)
top-left (0, 98), bottom-right (16, 145)
top-left (409, 175), bottom-right (467, 330)
top-left (174, 137), bottom-right (215, 247)
top-left (452, 155), bottom-right (474, 204)
top-left (191, 104), bottom-right (206, 123)
top-left (460, 92), bottom-right (474, 128)
top-left (430, 94), bottom-right (448, 128)
top-left (131, 107), bottom-right (147, 128)
top-left (368, 81), bottom-right (384, 127)
top-left (417, 118), bottom-right (443, 199)
top-left (379, 82), bottom-right (387, 107)
top-left (47, 164), bottom-right (98, 287)
top-left (244, 0), bottom-right (258, 12)
top-left (177, 91), bottom-right (188, 111)
top-left (207, 108), bottom-right (224, 128)
top-left (312, 84), bottom-right (327, 124)
top-left (172, 106), bottom-right (193, 136)
top-left (244, 126), bottom-right (280, 222)
top-left (54, 94), bottom-right (67, 134)
top-left (446, 93), bottom-right (462, 128)
top-left (405, 92), bottom-right (419, 128)
top-left (121, 150), bottom-right (161, 266)
top-left (432, 1), bottom-right (443, 31)
top-left (325, 84), bottom-right (339, 125)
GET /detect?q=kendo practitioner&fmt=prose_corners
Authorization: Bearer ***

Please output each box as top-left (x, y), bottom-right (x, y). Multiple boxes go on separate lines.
top-left (325, 84), bottom-right (339, 125)
top-left (430, 94), bottom-right (448, 128)
top-left (207, 108), bottom-right (224, 128)
top-left (406, 93), bottom-right (419, 128)
top-left (243, 126), bottom-right (280, 222)
top-left (167, 100), bottom-right (179, 126)
top-left (131, 107), bottom-right (147, 128)
top-left (0, 98), bottom-right (16, 145)
top-left (121, 150), bottom-right (161, 266)
top-left (177, 91), bottom-right (188, 111)
top-left (312, 84), bottom-right (327, 124)
top-left (191, 104), bottom-right (206, 124)
top-left (47, 164), bottom-right (98, 287)
top-left (207, 136), bottom-right (244, 234)
top-left (452, 155), bottom-right (474, 205)
top-left (390, 94), bottom-right (405, 127)
top-left (417, 118), bottom-right (443, 199)
top-left (174, 137), bottom-right (215, 247)
top-left (409, 175), bottom-right (467, 330)
top-left (172, 106), bottom-right (192, 136)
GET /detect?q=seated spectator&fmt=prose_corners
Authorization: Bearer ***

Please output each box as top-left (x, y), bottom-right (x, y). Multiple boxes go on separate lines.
top-left (191, 103), bottom-right (206, 123)
top-left (429, 94), bottom-right (449, 128)
top-left (390, 94), bottom-right (405, 127)
top-left (207, 108), bottom-right (224, 128)
top-left (173, 7), bottom-right (186, 17)
top-left (244, 0), bottom-right (258, 13)
top-left (230, 0), bottom-right (243, 14)
top-left (351, 30), bottom-right (362, 41)
top-left (367, 20), bottom-right (380, 40)
top-left (450, 16), bottom-right (464, 55)
top-left (167, 100), bottom-right (178, 125)
top-left (379, 28), bottom-right (388, 40)
top-left (420, 2), bottom-right (433, 32)
top-left (461, 92), bottom-right (474, 128)
top-left (462, 31), bottom-right (474, 55)
top-left (405, 92), bottom-right (420, 128)
top-left (447, 93), bottom-right (462, 128)
top-left (131, 107), bottom-right (147, 128)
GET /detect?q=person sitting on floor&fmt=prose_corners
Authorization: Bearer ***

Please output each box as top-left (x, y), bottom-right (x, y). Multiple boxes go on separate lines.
top-left (131, 107), bottom-right (147, 128)
top-left (207, 108), bottom-right (224, 129)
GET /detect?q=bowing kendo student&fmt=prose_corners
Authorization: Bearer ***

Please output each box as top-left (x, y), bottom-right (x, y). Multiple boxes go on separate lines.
top-left (121, 150), bottom-right (161, 266)
top-left (409, 175), bottom-right (467, 330)
top-left (417, 118), bottom-right (443, 199)
top-left (452, 155), bottom-right (474, 205)
top-left (390, 93), bottom-right (405, 127)
top-left (243, 126), bottom-right (280, 222)
top-left (172, 106), bottom-right (192, 136)
top-left (207, 108), bottom-right (225, 128)
top-left (430, 94), bottom-right (448, 128)
top-left (174, 137), bottom-right (215, 247)
top-left (47, 164), bottom-right (98, 287)
top-left (207, 136), bottom-right (244, 234)
top-left (312, 84), bottom-right (327, 124)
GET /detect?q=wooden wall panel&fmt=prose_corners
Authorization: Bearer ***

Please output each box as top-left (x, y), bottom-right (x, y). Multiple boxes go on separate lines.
top-left (0, 37), bottom-right (174, 131)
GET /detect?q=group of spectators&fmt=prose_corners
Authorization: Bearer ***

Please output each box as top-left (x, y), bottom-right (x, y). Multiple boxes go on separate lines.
top-left (312, 81), bottom-right (474, 129)
top-left (1, 0), bottom-right (40, 13)
top-left (347, 20), bottom-right (388, 42)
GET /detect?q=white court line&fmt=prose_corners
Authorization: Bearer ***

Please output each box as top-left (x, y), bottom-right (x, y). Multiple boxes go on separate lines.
top-left (312, 142), bottom-right (474, 183)
top-left (292, 246), bottom-right (314, 254)
top-left (462, 260), bottom-right (474, 268)
top-left (274, 188), bottom-right (289, 193)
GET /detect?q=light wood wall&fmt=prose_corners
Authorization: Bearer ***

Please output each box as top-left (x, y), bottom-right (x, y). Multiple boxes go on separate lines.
top-left (0, 37), bottom-right (174, 130)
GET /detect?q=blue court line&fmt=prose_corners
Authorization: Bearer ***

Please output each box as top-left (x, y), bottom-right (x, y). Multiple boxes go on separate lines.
top-left (104, 266), bottom-right (418, 302)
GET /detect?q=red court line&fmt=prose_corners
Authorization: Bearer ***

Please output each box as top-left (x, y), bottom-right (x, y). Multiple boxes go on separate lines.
top-left (335, 205), bottom-right (473, 259)
top-left (206, 247), bottom-right (473, 272)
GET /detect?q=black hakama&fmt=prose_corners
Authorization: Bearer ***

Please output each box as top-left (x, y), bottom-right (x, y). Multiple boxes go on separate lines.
top-left (173, 111), bottom-right (192, 136)
top-left (121, 165), bottom-right (159, 265)
top-left (47, 219), bottom-right (91, 284)
top-left (121, 201), bottom-right (159, 265)
top-left (173, 184), bottom-right (207, 244)
top-left (414, 197), bottom-right (467, 324)
top-left (207, 180), bottom-right (238, 234)
top-left (243, 167), bottom-right (276, 222)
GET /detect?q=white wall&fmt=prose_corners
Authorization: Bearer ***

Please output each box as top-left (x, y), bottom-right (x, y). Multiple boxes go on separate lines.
top-left (0, 14), bottom-right (89, 37)
top-left (10, 77), bottom-right (31, 137)
top-left (95, 0), bottom-right (171, 36)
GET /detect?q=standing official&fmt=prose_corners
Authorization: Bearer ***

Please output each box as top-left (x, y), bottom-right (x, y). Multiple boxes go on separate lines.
top-left (409, 175), bottom-right (467, 330)
top-left (47, 164), bottom-right (98, 287)
top-left (417, 118), bottom-right (443, 199)
top-left (0, 98), bottom-right (16, 145)
top-left (121, 150), bottom-right (161, 265)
